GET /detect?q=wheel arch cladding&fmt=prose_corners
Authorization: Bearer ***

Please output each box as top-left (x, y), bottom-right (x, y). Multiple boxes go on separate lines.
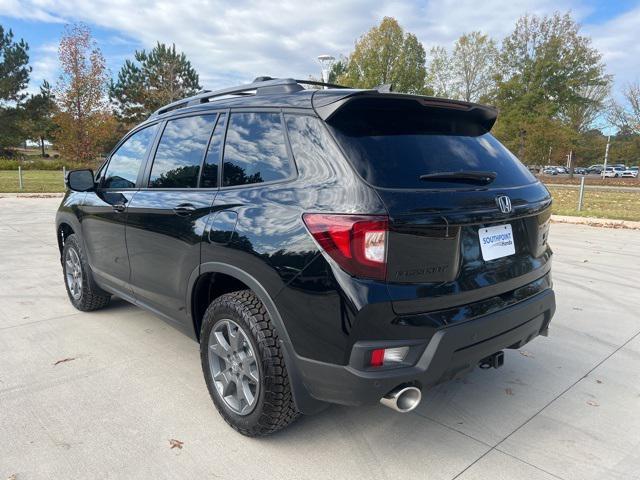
top-left (187, 262), bottom-right (327, 414)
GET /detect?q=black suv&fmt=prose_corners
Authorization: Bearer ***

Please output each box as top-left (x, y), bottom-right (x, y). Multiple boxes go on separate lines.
top-left (56, 77), bottom-right (555, 436)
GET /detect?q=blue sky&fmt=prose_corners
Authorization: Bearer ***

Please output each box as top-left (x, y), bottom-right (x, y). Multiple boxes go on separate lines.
top-left (1, 0), bottom-right (639, 100)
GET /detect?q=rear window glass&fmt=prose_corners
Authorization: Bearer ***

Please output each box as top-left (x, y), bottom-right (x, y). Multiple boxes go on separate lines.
top-left (149, 114), bottom-right (217, 188)
top-left (223, 112), bottom-right (291, 187)
top-left (328, 106), bottom-right (536, 189)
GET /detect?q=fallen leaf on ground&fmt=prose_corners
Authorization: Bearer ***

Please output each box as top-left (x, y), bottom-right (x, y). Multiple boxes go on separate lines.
top-left (586, 400), bottom-right (599, 407)
top-left (169, 439), bottom-right (184, 450)
top-left (583, 259), bottom-right (589, 263)
top-left (7, 474), bottom-right (17, 480)
top-left (505, 388), bottom-right (514, 396)
top-left (596, 379), bottom-right (603, 384)
top-left (519, 350), bottom-right (535, 358)
top-left (507, 378), bottom-right (526, 386)
top-left (53, 357), bottom-right (76, 366)
top-left (573, 306), bottom-right (583, 311)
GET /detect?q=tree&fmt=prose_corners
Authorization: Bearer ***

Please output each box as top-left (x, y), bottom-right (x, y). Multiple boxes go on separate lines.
top-left (493, 12), bottom-right (609, 164)
top-left (451, 32), bottom-right (498, 102)
top-left (426, 32), bottom-right (497, 102)
top-left (426, 46), bottom-right (455, 98)
top-left (110, 42), bottom-right (201, 125)
top-left (0, 24), bottom-right (31, 150)
top-left (0, 25), bottom-right (30, 103)
top-left (339, 17), bottom-right (426, 93)
top-left (328, 58), bottom-right (347, 84)
top-left (563, 82), bottom-right (611, 133)
top-left (22, 81), bottom-right (57, 156)
top-left (54, 24), bottom-right (117, 162)
top-left (609, 82), bottom-right (640, 134)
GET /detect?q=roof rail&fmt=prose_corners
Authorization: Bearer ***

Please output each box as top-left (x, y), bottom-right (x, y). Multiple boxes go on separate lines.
top-left (150, 77), bottom-right (350, 117)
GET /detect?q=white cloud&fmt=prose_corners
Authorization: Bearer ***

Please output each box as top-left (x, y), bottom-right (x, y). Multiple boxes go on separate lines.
top-left (586, 6), bottom-right (640, 93)
top-left (1, 0), bottom-right (638, 95)
top-left (25, 43), bottom-right (58, 95)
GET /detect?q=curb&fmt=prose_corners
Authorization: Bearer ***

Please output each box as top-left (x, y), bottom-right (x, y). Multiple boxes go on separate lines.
top-left (0, 192), bottom-right (65, 198)
top-left (551, 215), bottom-right (640, 230)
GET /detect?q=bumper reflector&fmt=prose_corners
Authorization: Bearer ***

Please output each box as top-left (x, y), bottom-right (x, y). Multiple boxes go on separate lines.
top-left (370, 346), bottom-right (409, 367)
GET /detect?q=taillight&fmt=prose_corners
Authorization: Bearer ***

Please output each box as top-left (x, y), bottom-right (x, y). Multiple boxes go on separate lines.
top-left (302, 213), bottom-right (388, 280)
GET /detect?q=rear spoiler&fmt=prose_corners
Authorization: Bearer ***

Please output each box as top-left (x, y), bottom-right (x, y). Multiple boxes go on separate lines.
top-left (312, 91), bottom-right (498, 133)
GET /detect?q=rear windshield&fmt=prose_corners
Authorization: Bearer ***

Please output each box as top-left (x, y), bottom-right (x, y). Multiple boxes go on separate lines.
top-left (327, 106), bottom-right (536, 189)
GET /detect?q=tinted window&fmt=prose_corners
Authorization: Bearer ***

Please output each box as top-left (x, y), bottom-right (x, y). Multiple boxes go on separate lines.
top-left (285, 114), bottom-right (344, 181)
top-left (149, 115), bottom-right (217, 188)
top-left (103, 124), bottom-right (158, 189)
top-left (223, 112), bottom-right (291, 187)
top-left (328, 104), bottom-right (536, 189)
top-left (200, 113), bottom-right (226, 188)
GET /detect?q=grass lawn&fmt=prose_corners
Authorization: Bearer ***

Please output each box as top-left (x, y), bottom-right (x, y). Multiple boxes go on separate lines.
top-left (2, 170), bottom-right (639, 222)
top-left (547, 186), bottom-right (640, 222)
top-left (0, 170), bottom-right (66, 193)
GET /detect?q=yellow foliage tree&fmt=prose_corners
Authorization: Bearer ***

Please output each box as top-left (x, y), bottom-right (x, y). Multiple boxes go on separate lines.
top-left (53, 24), bottom-right (117, 162)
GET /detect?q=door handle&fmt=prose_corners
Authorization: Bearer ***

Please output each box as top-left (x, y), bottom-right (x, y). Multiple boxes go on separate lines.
top-left (173, 203), bottom-right (196, 216)
top-left (112, 203), bottom-right (126, 213)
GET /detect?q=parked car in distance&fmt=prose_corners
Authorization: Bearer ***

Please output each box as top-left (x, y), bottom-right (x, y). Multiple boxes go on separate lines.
top-left (603, 166), bottom-right (625, 178)
top-left (543, 167), bottom-right (558, 175)
top-left (587, 164), bottom-right (604, 174)
top-left (56, 77), bottom-right (555, 436)
top-left (573, 167), bottom-right (587, 175)
top-left (621, 166), bottom-right (638, 178)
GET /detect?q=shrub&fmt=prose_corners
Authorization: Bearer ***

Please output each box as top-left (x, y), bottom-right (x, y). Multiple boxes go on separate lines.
top-left (0, 157), bottom-right (103, 171)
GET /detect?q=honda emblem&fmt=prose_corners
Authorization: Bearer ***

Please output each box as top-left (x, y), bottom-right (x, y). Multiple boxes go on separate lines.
top-left (496, 195), bottom-right (512, 214)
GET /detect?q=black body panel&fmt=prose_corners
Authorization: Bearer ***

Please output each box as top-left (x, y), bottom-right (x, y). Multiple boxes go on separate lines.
top-left (126, 190), bottom-right (216, 325)
top-left (80, 190), bottom-right (136, 293)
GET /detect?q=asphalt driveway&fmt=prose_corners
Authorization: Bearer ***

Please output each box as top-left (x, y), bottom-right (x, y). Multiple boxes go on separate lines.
top-left (1, 196), bottom-right (639, 480)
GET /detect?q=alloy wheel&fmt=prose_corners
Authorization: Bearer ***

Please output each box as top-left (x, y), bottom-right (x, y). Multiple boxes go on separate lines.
top-left (208, 318), bottom-right (260, 415)
top-left (65, 247), bottom-right (83, 300)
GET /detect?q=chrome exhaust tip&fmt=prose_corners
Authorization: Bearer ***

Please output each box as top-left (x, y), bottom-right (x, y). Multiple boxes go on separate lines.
top-left (380, 385), bottom-right (422, 413)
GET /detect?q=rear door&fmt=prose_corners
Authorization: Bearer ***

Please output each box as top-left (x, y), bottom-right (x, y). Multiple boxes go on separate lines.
top-left (125, 113), bottom-right (221, 325)
top-left (324, 95), bottom-right (553, 316)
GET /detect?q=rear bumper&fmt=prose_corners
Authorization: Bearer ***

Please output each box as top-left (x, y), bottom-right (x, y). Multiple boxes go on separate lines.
top-left (293, 288), bottom-right (555, 407)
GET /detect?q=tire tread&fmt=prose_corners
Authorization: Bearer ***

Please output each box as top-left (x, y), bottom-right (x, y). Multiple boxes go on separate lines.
top-left (202, 289), bottom-right (300, 436)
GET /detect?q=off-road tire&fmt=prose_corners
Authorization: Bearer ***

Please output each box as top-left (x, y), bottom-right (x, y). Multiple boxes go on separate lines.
top-left (200, 289), bottom-right (300, 436)
top-left (62, 234), bottom-right (111, 311)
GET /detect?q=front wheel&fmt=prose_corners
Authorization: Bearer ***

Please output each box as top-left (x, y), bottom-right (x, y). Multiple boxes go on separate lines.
top-left (200, 290), bottom-right (299, 436)
top-left (62, 234), bottom-right (111, 311)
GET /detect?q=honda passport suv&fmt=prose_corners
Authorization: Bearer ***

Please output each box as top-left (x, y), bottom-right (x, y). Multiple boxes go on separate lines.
top-left (56, 77), bottom-right (555, 436)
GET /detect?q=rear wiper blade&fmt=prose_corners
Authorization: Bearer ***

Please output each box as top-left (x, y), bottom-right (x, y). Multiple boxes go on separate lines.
top-left (419, 171), bottom-right (497, 185)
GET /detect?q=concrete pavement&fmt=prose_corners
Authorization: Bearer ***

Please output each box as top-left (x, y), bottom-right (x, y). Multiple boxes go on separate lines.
top-left (1, 196), bottom-right (639, 480)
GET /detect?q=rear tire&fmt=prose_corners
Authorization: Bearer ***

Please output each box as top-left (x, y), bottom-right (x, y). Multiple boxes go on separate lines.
top-left (200, 290), bottom-right (300, 436)
top-left (62, 234), bottom-right (111, 311)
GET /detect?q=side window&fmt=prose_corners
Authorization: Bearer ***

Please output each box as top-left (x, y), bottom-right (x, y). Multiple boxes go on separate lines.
top-left (223, 112), bottom-right (291, 187)
top-left (103, 124), bottom-right (158, 189)
top-left (200, 113), bottom-right (226, 188)
top-left (148, 114), bottom-right (217, 188)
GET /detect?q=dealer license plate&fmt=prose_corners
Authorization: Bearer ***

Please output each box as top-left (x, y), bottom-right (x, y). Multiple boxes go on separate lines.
top-left (479, 224), bottom-right (515, 261)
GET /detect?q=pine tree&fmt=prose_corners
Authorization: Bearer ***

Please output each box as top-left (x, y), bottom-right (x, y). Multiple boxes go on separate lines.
top-left (0, 24), bottom-right (31, 150)
top-left (110, 42), bottom-right (201, 125)
top-left (22, 81), bottom-right (57, 156)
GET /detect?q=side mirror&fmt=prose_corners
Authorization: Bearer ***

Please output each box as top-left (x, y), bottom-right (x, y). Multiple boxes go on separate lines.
top-left (66, 169), bottom-right (95, 192)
